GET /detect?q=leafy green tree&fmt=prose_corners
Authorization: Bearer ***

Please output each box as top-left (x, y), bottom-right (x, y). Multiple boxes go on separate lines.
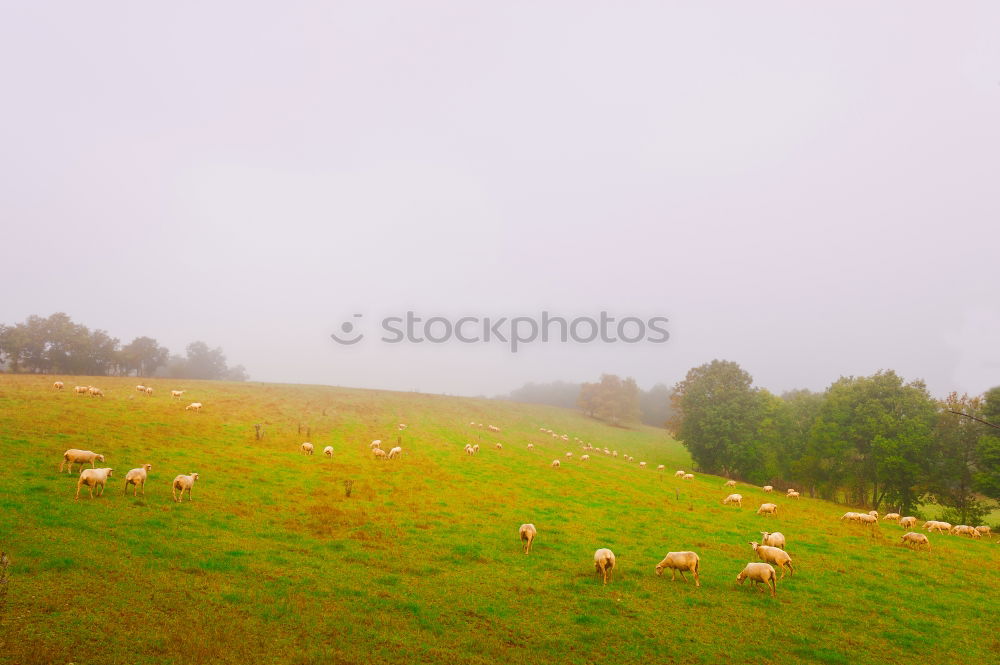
top-left (975, 386), bottom-right (1000, 502)
top-left (578, 374), bottom-right (641, 426)
top-left (121, 337), bottom-right (170, 377)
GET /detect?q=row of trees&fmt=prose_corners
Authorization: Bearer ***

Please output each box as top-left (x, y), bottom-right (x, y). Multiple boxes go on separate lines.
top-left (506, 378), bottom-right (674, 427)
top-left (670, 360), bottom-right (1000, 523)
top-left (0, 313), bottom-right (248, 381)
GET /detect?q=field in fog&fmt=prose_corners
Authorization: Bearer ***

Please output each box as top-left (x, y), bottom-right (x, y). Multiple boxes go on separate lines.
top-left (0, 375), bottom-right (997, 665)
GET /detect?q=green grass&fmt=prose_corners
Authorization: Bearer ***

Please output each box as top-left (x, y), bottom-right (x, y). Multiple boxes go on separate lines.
top-left (0, 374), bottom-right (998, 664)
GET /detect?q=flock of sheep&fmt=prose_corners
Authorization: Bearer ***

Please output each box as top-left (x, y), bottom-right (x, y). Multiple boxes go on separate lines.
top-left (839, 511), bottom-right (992, 548)
top-left (53, 381), bottom-right (202, 501)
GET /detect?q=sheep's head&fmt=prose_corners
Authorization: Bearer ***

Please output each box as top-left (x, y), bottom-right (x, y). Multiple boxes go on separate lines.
top-left (191, 473), bottom-right (199, 481)
top-left (750, 541), bottom-right (759, 551)
top-left (655, 564), bottom-right (664, 576)
top-left (96, 454), bottom-right (105, 462)
top-left (106, 469), bottom-right (114, 477)
top-left (736, 571), bottom-right (747, 583)
top-left (143, 464), bottom-right (152, 471)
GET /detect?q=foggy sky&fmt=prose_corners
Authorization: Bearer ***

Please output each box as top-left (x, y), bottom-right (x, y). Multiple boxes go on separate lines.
top-left (2, 2), bottom-right (998, 398)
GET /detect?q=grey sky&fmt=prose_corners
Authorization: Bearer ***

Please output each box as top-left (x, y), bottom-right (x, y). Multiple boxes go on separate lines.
top-left (2, 2), bottom-right (998, 398)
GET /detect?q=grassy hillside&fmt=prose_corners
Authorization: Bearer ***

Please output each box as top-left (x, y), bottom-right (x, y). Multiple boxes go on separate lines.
top-left (0, 375), bottom-right (997, 665)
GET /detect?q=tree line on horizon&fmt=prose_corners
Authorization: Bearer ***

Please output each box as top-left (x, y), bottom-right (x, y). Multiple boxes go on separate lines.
top-left (505, 377), bottom-right (673, 428)
top-left (0, 313), bottom-right (248, 381)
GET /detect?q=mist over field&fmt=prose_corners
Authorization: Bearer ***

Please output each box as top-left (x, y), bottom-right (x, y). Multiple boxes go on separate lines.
top-left (2, 2), bottom-right (999, 397)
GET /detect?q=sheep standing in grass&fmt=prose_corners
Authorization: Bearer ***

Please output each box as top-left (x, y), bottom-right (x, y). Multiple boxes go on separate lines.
top-left (74, 385), bottom-right (89, 394)
top-left (171, 390), bottom-right (185, 399)
top-left (840, 512), bottom-right (860, 522)
top-left (465, 444), bottom-right (475, 456)
top-left (581, 454), bottom-right (590, 462)
top-left (301, 442), bottom-right (314, 455)
top-left (323, 446), bottom-right (334, 458)
top-left (370, 440), bottom-right (382, 449)
top-left (123, 464), bottom-right (152, 497)
top-left (88, 387), bottom-right (104, 397)
top-left (901, 532), bottom-right (931, 550)
top-left (736, 562), bottom-right (777, 597)
top-left (951, 525), bottom-right (981, 538)
top-left (60, 449), bottom-right (105, 473)
top-left (756, 503), bottom-right (778, 517)
top-left (551, 460), bottom-right (560, 468)
top-left (858, 514), bottom-right (878, 526)
top-left (683, 473), bottom-right (694, 480)
top-left (723, 494), bottom-right (743, 508)
top-left (53, 381), bottom-right (64, 390)
top-left (519, 524), bottom-right (537, 554)
top-left (527, 443), bottom-right (534, 450)
top-left (884, 513), bottom-right (901, 522)
top-left (657, 464), bottom-right (665, 471)
top-left (924, 521), bottom-right (951, 533)
top-left (675, 470), bottom-right (685, 477)
top-left (899, 516), bottom-right (917, 528)
top-left (172, 473), bottom-right (199, 502)
top-left (751, 542), bottom-right (793, 579)
top-left (185, 402), bottom-right (202, 412)
top-left (868, 510), bottom-right (879, 519)
top-left (495, 443), bottom-right (503, 450)
top-left (760, 532), bottom-right (786, 550)
top-left (762, 485), bottom-right (773, 492)
top-left (786, 490), bottom-right (800, 499)
top-left (594, 548), bottom-right (616, 585)
top-left (724, 480), bottom-right (736, 487)
top-left (639, 462), bottom-right (646, 468)
top-left (472, 444), bottom-right (480, 454)
top-left (76, 468), bottom-right (114, 500)
top-left (655, 551), bottom-right (700, 586)
top-left (136, 385), bottom-right (146, 393)
top-left (975, 525), bottom-right (992, 538)
top-left (388, 446), bottom-right (402, 459)
top-left (373, 448), bottom-right (388, 459)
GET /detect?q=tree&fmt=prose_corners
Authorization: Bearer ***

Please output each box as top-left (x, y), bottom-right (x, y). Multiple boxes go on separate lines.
top-left (974, 386), bottom-right (1000, 502)
top-left (184, 342), bottom-right (229, 380)
top-left (577, 374), bottom-right (641, 426)
top-left (930, 393), bottom-right (991, 524)
top-left (638, 383), bottom-right (674, 428)
top-left (669, 360), bottom-right (763, 476)
top-left (120, 337), bottom-right (170, 377)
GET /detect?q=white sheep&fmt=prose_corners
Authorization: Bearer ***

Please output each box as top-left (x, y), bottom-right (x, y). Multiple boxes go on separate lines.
top-left (370, 440), bottom-right (382, 449)
top-left (519, 523), bottom-right (537, 554)
top-left (171, 390), bottom-right (185, 399)
top-left (527, 443), bottom-right (534, 450)
top-left (472, 444), bottom-right (479, 454)
top-left (899, 516), bottom-right (917, 528)
top-left (736, 562), bottom-right (777, 597)
top-left (655, 551), bottom-right (700, 586)
top-left (144, 386), bottom-right (153, 396)
top-left (185, 402), bottom-right (202, 412)
top-left (495, 443), bottom-right (503, 450)
top-left (581, 454), bottom-right (590, 461)
top-left (74, 385), bottom-right (89, 394)
top-left (724, 480), bottom-right (736, 487)
top-left (858, 514), bottom-right (878, 526)
top-left (723, 494), bottom-right (743, 507)
top-left (398, 423), bottom-right (407, 430)
top-left (551, 459), bottom-right (560, 468)
top-left (760, 531), bottom-right (786, 550)
top-left (900, 532), bottom-right (931, 550)
top-left (565, 452), bottom-right (573, 458)
top-left (465, 445), bottom-right (475, 456)
top-left (756, 503), bottom-right (778, 516)
top-left (487, 425), bottom-right (500, 432)
top-left (88, 386), bottom-right (104, 397)
top-left (594, 548), bottom-right (616, 585)
top-left (840, 512), bottom-right (860, 522)
top-left (675, 470), bottom-right (685, 477)
top-left (924, 521), bottom-right (951, 533)
top-left (123, 464), bottom-right (152, 496)
top-left (975, 525), bottom-right (992, 537)
top-left (76, 468), bottom-right (114, 499)
top-left (786, 490), bottom-right (800, 499)
top-left (750, 542), bottom-right (793, 579)
top-left (388, 446), bottom-right (402, 459)
top-left (172, 473), bottom-right (199, 502)
top-left (883, 513), bottom-right (901, 522)
top-left (657, 464), bottom-right (665, 471)
top-left (373, 448), bottom-right (388, 459)
top-left (951, 525), bottom-right (980, 538)
top-left (639, 462), bottom-right (647, 468)
top-left (53, 381), bottom-right (64, 390)
top-left (60, 449), bottom-right (105, 473)
top-left (301, 442), bottom-right (314, 455)
top-left (683, 473), bottom-right (694, 480)
top-left (868, 510), bottom-right (879, 519)
top-left (762, 485), bottom-right (773, 492)
top-left (786, 488), bottom-right (797, 495)
top-left (323, 446), bottom-right (334, 457)
top-left (136, 385), bottom-right (146, 393)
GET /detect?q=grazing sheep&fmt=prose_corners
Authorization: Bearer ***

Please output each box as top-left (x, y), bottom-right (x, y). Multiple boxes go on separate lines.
top-left (762, 485), bottom-right (773, 492)
top-left (373, 448), bottom-right (388, 459)
top-left (472, 444), bottom-right (479, 454)
top-left (923, 521), bottom-right (951, 533)
top-left (388, 446), bottom-right (402, 459)
top-left (736, 562), bottom-right (777, 597)
top-left (74, 385), bottom-right (89, 394)
top-left (611, 450), bottom-right (618, 457)
top-left (136, 385), bottom-right (146, 393)
top-left (581, 454), bottom-right (590, 461)
top-left (868, 510), bottom-right (879, 519)
top-left (655, 551), bottom-right (700, 586)
top-left (899, 516), bottom-right (917, 528)
top-left (487, 425), bottom-right (500, 433)
top-left (301, 442), bottom-right (314, 455)
top-left (760, 531), bottom-right (786, 549)
top-left (88, 386), bottom-right (104, 397)
top-left (683, 473), bottom-right (694, 480)
top-left (657, 464), bottom-right (665, 471)
top-left (722, 494), bottom-right (743, 507)
top-left (323, 446), bottom-right (334, 457)
top-left (840, 512), bottom-right (861, 522)
top-left (675, 470), bottom-right (685, 477)
top-left (975, 525), bottom-right (992, 537)
top-left (123, 464), bottom-right (152, 497)
top-left (170, 390), bottom-right (185, 399)
top-left (76, 468), bottom-right (114, 500)
top-left (60, 449), bottom-right (105, 473)
top-left (901, 532), bottom-right (931, 550)
top-left (519, 523), bottom-right (537, 554)
top-left (750, 542), bottom-right (793, 579)
top-left (398, 423), bottom-right (407, 430)
top-left (951, 525), bottom-right (980, 538)
top-left (565, 452), bottom-right (573, 458)
top-left (786, 490), bottom-right (800, 499)
top-left (527, 443), bottom-right (534, 450)
top-left (786, 488), bottom-right (797, 495)
top-left (495, 443), bottom-right (503, 450)
top-left (594, 548), bottom-right (616, 585)
top-left (465, 444), bottom-right (475, 456)
top-left (756, 503), bottom-right (778, 516)
top-left (639, 462), bottom-right (647, 468)
top-left (144, 386), bottom-right (153, 396)
top-left (53, 381), bottom-right (64, 390)
top-left (884, 513), bottom-right (901, 522)
top-left (185, 402), bottom-right (202, 412)
top-left (172, 473), bottom-right (199, 502)
top-left (725, 480), bottom-right (736, 487)
top-left (370, 440), bottom-right (382, 449)
top-left (858, 514), bottom-right (879, 526)
top-left (551, 459), bottom-right (560, 468)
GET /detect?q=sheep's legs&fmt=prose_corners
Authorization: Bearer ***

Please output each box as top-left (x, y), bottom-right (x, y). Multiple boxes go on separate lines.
top-left (679, 571), bottom-right (687, 583)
